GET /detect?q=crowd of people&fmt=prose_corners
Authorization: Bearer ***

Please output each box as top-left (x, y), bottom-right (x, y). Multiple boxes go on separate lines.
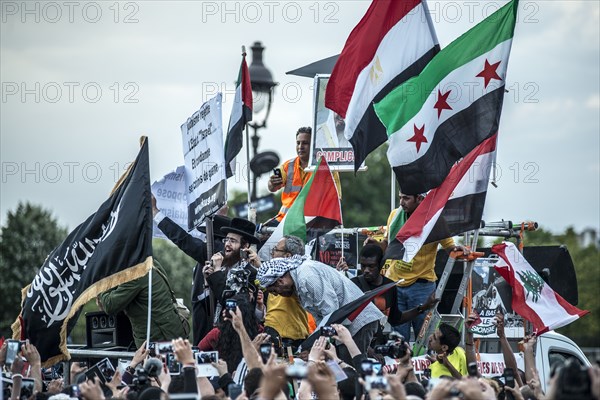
top-left (2, 126), bottom-right (598, 399)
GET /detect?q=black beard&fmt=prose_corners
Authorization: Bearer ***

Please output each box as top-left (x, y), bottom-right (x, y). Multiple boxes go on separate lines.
top-left (223, 251), bottom-right (241, 266)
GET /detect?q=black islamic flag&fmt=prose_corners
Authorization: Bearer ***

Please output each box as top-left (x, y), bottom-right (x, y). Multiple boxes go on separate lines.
top-left (12, 137), bottom-right (153, 366)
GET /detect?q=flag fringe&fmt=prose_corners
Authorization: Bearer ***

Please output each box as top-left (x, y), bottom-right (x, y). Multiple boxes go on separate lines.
top-left (12, 256), bottom-right (153, 367)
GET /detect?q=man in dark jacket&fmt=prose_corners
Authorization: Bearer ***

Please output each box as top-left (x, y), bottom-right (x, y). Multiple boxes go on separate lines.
top-left (97, 261), bottom-right (186, 348)
top-left (152, 195), bottom-right (230, 344)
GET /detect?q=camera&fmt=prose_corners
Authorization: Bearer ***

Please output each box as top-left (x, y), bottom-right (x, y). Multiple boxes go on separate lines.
top-left (259, 344), bottom-right (272, 364)
top-left (166, 353), bottom-right (181, 375)
top-left (68, 384), bottom-right (81, 397)
top-left (96, 358), bottom-right (116, 382)
top-left (155, 342), bottom-right (173, 354)
top-left (286, 364), bottom-right (308, 379)
top-left (196, 351), bottom-right (218, 364)
top-left (374, 340), bottom-right (409, 359)
top-left (5, 339), bottom-right (27, 365)
top-left (365, 375), bottom-right (389, 391)
top-left (320, 326), bottom-right (337, 337)
top-left (225, 299), bottom-right (237, 312)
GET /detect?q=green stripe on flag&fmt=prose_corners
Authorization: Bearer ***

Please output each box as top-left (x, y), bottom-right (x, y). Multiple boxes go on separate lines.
top-left (375, 0), bottom-right (518, 135)
top-left (282, 158), bottom-right (321, 242)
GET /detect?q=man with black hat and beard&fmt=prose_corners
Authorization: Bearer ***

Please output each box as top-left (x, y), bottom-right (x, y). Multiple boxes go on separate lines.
top-left (151, 195), bottom-right (231, 345)
top-left (203, 217), bottom-right (263, 321)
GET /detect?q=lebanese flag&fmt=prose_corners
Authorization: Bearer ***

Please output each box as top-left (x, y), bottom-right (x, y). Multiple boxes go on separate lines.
top-left (300, 280), bottom-right (398, 350)
top-left (258, 157), bottom-right (341, 260)
top-left (375, 0), bottom-right (518, 195)
top-left (385, 134), bottom-right (497, 263)
top-left (224, 52), bottom-right (252, 178)
top-left (324, 0), bottom-right (439, 172)
top-left (492, 242), bottom-right (589, 334)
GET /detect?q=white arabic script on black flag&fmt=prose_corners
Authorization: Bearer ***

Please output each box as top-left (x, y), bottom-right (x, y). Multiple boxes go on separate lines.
top-left (14, 138), bottom-right (154, 366)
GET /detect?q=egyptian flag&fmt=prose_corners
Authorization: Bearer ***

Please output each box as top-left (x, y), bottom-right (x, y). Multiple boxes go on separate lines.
top-left (325, 0), bottom-right (439, 172)
top-left (225, 51), bottom-right (253, 178)
top-left (300, 280), bottom-right (398, 350)
top-left (492, 242), bottom-right (589, 334)
top-left (385, 134), bottom-right (497, 263)
top-left (12, 138), bottom-right (154, 366)
top-left (258, 157), bottom-right (341, 260)
top-left (375, 0), bottom-right (518, 195)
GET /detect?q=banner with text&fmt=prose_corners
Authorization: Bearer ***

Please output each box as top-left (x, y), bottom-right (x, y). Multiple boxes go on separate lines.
top-left (181, 94), bottom-right (227, 230)
top-left (151, 166), bottom-right (202, 240)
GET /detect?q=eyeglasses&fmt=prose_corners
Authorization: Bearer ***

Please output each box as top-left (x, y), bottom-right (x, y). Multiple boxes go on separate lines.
top-left (222, 237), bottom-right (240, 244)
top-left (270, 247), bottom-right (287, 255)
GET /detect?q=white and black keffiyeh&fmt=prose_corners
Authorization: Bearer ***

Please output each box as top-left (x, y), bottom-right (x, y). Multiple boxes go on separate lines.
top-left (257, 254), bottom-right (309, 288)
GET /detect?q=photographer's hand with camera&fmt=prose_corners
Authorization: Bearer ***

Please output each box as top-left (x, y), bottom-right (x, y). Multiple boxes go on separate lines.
top-left (105, 370), bottom-right (123, 398)
top-left (129, 341), bottom-right (150, 371)
top-left (80, 376), bottom-right (106, 400)
top-left (258, 352), bottom-right (287, 399)
top-left (213, 358), bottom-right (228, 377)
top-left (331, 324), bottom-right (361, 359)
top-left (307, 360), bottom-right (338, 400)
top-left (172, 338), bottom-right (195, 366)
top-left (46, 378), bottom-right (64, 394)
top-left (308, 336), bottom-right (328, 362)
top-left (21, 342), bottom-right (43, 393)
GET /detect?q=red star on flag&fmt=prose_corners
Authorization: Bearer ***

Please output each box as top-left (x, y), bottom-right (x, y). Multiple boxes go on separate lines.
top-left (433, 89), bottom-right (453, 118)
top-left (476, 59), bottom-right (502, 88)
top-left (407, 124), bottom-right (428, 153)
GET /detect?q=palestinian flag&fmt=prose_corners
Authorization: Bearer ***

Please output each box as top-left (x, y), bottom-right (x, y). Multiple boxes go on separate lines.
top-left (300, 280), bottom-right (398, 350)
top-left (385, 134), bottom-right (497, 263)
top-left (374, 0), bottom-right (518, 195)
top-left (492, 242), bottom-right (589, 334)
top-left (324, 0), bottom-right (439, 172)
top-left (224, 51), bottom-right (252, 178)
top-left (258, 157), bottom-right (341, 260)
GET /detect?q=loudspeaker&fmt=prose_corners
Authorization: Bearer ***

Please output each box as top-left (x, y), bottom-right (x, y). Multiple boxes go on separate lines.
top-left (434, 245), bottom-right (578, 314)
top-left (85, 311), bottom-right (134, 349)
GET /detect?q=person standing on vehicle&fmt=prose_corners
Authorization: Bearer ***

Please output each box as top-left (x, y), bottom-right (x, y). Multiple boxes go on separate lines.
top-left (366, 192), bottom-right (462, 341)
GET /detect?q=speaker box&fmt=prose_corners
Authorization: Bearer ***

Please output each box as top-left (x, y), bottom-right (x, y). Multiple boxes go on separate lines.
top-left (85, 311), bottom-right (134, 349)
top-left (434, 245), bottom-right (578, 314)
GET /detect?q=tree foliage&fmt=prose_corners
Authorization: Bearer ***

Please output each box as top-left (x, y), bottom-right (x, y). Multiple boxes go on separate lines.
top-left (0, 202), bottom-right (68, 336)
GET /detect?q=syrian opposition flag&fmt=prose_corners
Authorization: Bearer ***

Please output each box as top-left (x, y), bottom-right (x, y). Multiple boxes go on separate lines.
top-left (385, 134), bottom-right (497, 263)
top-left (324, 0), bottom-right (439, 172)
top-left (374, 0), bottom-right (518, 195)
top-left (13, 138), bottom-right (154, 366)
top-left (300, 280), bottom-right (398, 350)
top-left (492, 242), bottom-right (589, 334)
top-left (224, 51), bottom-right (252, 178)
top-left (258, 157), bottom-right (341, 260)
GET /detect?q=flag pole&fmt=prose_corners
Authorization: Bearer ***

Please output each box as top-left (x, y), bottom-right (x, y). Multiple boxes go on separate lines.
top-left (145, 266), bottom-right (153, 347)
top-left (390, 167), bottom-right (396, 212)
top-left (242, 45), bottom-right (253, 221)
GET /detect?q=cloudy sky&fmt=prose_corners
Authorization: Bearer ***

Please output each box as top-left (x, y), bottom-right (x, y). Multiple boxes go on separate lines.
top-left (1, 0), bottom-right (598, 235)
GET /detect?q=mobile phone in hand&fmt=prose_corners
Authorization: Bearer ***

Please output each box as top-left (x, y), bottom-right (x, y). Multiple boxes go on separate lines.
top-left (273, 168), bottom-right (282, 178)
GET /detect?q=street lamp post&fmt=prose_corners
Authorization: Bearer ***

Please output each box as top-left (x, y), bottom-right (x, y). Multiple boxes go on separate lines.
top-left (248, 41), bottom-right (278, 200)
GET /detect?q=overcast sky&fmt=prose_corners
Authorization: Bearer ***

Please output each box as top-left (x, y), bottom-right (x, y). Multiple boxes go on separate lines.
top-left (1, 0), bottom-right (598, 235)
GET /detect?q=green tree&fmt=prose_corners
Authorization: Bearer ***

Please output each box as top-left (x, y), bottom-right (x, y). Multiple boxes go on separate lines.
top-left (0, 202), bottom-right (68, 336)
top-left (152, 238), bottom-right (197, 311)
top-left (339, 144), bottom-right (392, 228)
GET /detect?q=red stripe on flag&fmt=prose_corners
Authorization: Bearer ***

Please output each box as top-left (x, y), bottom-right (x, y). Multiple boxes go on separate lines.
top-left (325, 0), bottom-right (422, 117)
top-left (303, 157), bottom-right (342, 225)
top-left (396, 133), bottom-right (497, 243)
top-left (241, 56), bottom-right (253, 111)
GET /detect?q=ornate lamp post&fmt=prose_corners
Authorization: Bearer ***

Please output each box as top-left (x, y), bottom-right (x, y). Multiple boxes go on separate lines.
top-left (248, 41), bottom-right (278, 200)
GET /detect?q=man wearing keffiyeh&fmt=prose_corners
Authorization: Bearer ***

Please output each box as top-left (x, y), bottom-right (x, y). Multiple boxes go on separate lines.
top-left (257, 255), bottom-right (384, 362)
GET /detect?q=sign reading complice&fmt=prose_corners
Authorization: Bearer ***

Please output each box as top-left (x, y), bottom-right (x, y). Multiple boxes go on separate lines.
top-left (181, 94), bottom-right (226, 229)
